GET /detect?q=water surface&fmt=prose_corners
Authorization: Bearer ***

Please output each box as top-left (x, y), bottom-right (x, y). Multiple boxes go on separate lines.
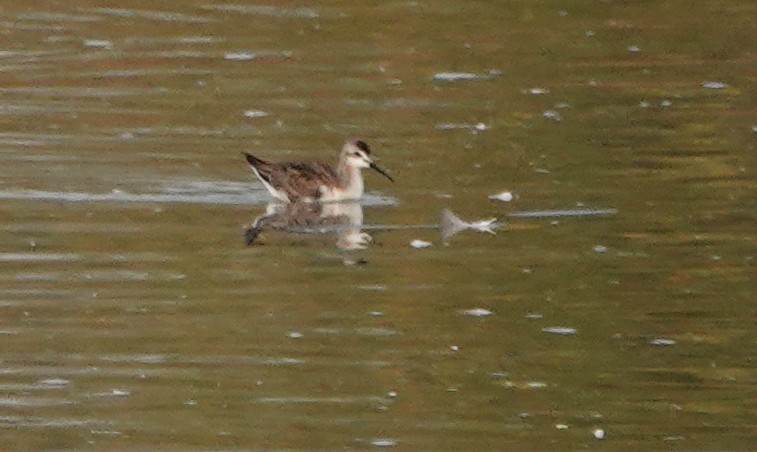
top-left (0, 1), bottom-right (755, 449)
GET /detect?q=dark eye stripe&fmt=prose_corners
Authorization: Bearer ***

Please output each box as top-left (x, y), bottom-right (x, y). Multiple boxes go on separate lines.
top-left (355, 140), bottom-right (371, 155)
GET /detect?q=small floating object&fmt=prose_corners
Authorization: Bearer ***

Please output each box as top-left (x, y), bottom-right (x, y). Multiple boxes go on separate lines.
top-left (527, 87), bottom-right (550, 95)
top-left (542, 326), bottom-right (577, 335)
top-left (450, 345), bottom-right (459, 351)
top-left (83, 39), bottom-right (112, 48)
top-left (593, 428), bottom-right (605, 439)
top-left (542, 110), bottom-right (562, 121)
top-left (440, 209), bottom-right (499, 240)
top-left (410, 239), bottom-right (432, 249)
top-left (627, 45), bottom-right (641, 53)
top-left (649, 338), bottom-right (676, 346)
top-left (593, 244), bottom-right (608, 253)
top-left (111, 389), bottom-right (131, 397)
top-left (555, 424), bottom-right (569, 430)
top-left (489, 191), bottom-right (514, 202)
top-left (660, 99), bottom-right (673, 107)
top-left (526, 381), bottom-right (547, 389)
top-left (461, 308), bottom-right (493, 317)
top-left (432, 71), bottom-right (491, 81)
top-left (387, 391), bottom-right (398, 398)
top-left (286, 331), bottom-right (303, 339)
top-left (702, 81), bottom-right (727, 89)
top-left (370, 438), bottom-right (397, 447)
top-left (224, 51), bottom-right (255, 61)
top-left (243, 110), bottom-right (269, 118)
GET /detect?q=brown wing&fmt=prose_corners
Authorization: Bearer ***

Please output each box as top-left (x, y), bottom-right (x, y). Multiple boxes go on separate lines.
top-left (269, 161), bottom-right (339, 200)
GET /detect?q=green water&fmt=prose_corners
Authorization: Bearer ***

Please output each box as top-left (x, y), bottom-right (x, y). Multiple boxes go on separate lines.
top-left (0, 1), bottom-right (754, 449)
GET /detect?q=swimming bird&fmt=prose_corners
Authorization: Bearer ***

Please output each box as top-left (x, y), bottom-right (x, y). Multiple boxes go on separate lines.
top-left (243, 139), bottom-right (393, 203)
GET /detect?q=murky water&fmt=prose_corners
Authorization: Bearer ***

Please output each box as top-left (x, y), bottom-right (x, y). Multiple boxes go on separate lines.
top-left (1, 1), bottom-right (755, 449)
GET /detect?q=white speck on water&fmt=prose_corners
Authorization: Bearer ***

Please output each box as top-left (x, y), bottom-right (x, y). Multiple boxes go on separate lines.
top-left (287, 331), bottom-right (303, 339)
top-left (542, 326), bottom-right (577, 335)
top-left (370, 438), bottom-right (397, 447)
top-left (543, 110), bottom-right (562, 121)
top-left (526, 381), bottom-right (547, 389)
top-left (593, 428), bottom-right (605, 439)
top-left (527, 87), bottom-right (549, 95)
top-left (40, 378), bottom-right (69, 387)
top-left (555, 423), bottom-right (569, 430)
top-left (627, 45), bottom-right (641, 53)
top-left (432, 72), bottom-right (491, 82)
top-left (489, 191), bottom-right (514, 202)
top-left (525, 312), bottom-right (543, 319)
top-left (702, 81), bottom-right (727, 89)
top-left (447, 387), bottom-right (458, 392)
top-left (410, 239), bottom-right (432, 249)
top-left (473, 122), bottom-right (488, 131)
top-left (650, 338), bottom-right (676, 346)
top-left (387, 391), bottom-right (398, 398)
top-left (83, 39), bottom-right (112, 48)
top-left (243, 110), bottom-right (269, 118)
top-left (368, 311), bottom-right (384, 317)
top-left (110, 389), bottom-right (130, 397)
top-left (593, 245), bottom-right (608, 253)
top-left (224, 51), bottom-right (255, 61)
top-left (663, 435), bottom-right (685, 441)
top-left (450, 345), bottom-right (459, 351)
top-left (660, 99), bottom-right (673, 107)
top-left (461, 308), bottom-right (493, 317)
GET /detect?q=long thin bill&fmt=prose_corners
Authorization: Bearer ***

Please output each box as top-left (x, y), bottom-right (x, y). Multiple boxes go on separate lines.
top-left (370, 162), bottom-right (394, 182)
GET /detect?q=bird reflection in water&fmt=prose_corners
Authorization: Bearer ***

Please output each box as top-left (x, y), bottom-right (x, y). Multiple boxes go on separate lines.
top-left (244, 201), bottom-right (371, 250)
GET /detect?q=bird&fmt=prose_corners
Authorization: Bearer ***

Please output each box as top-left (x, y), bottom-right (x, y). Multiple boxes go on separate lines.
top-left (243, 139), bottom-right (393, 203)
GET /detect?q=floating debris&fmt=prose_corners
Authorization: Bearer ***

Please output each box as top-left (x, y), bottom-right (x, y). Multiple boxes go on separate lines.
top-left (83, 39), bottom-right (112, 48)
top-left (649, 338), bottom-right (676, 346)
top-left (286, 331), bottom-right (303, 339)
top-left (702, 81), bottom-right (727, 89)
top-left (450, 345), bottom-right (459, 351)
top-left (526, 381), bottom-right (547, 389)
top-left (542, 326), bottom-right (577, 335)
top-left (542, 110), bottom-right (562, 121)
top-left (370, 438), bottom-right (398, 447)
top-left (440, 209), bottom-right (499, 240)
top-left (243, 110), bottom-right (269, 118)
top-left (461, 308), bottom-right (493, 317)
top-left (555, 423), bottom-right (569, 430)
top-left (489, 191), bottom-right (514, 202)
top-left (224, 51), bottom-right (255, 61)
top-left (526, 87), bottom-right (550, 95)
top-left (431, 71), bottom-right (496, 82)
top-left (593, 428), bottom-right (606, 439)
top-left (593, 245), bottom-right (608, 253)
top-left (410, 239), bottom-right (432, 249)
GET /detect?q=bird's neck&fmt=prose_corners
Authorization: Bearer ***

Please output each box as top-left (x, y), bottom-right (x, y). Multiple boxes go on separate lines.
top-left (337, 162), bottom-right (364, 198)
